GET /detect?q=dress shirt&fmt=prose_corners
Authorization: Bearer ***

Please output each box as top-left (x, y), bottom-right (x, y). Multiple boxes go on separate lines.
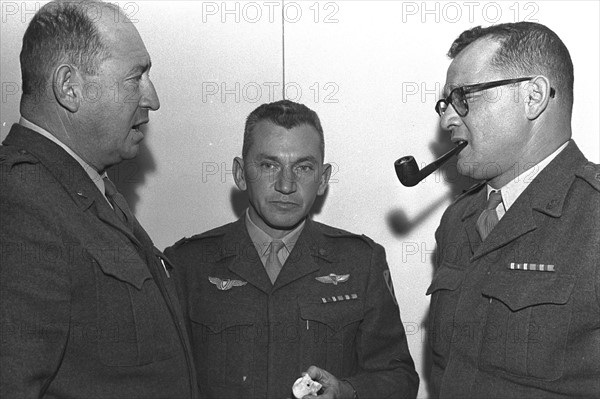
top-left (245, 209), bottom-right (305, 267)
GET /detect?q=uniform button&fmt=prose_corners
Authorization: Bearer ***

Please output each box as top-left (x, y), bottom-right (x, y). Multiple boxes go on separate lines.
top-left (18, 149), bottom-right (28, 155)
top-left (595, 173), bottom-right (600, 181)
top-left (318, 248), bottom-right (327, 256)
top-left (546, 199), bottom-right (557, 209)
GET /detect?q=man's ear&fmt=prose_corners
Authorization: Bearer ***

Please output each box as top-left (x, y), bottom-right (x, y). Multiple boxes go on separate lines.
top-left (524, 75), bottom-right (552, 120)
top-left (233, 157), bottom-right (247, 191)
top-left (317, 163), bottom-right (332, 196)
top-left (52, 64), bottom-right (81, 113)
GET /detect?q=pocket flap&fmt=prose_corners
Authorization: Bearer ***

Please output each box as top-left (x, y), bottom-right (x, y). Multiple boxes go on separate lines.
top-left (299, 300), bottom-right (363, 332)
top-left (86, 244), bottom-right (151, 290)
top-left (426, 264), bottom-right (466, 296)
top-left (189, 301), bottom-right (257, 333)
top-left (481, 273), bottom-right (575, 311)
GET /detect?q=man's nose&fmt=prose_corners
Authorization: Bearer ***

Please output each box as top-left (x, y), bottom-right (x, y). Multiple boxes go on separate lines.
top-left (439, 103), bottom-right (461, 131)
top-left (140, 79), bottom-right (160, 111)
top-left (274, 167), bottom-right (297, 194)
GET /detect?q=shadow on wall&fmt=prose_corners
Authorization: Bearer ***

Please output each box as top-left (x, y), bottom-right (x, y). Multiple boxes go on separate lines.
top-left (107, 125), bottom-right (156, 213)
top-left (387, 126), bottom-right (478, 397)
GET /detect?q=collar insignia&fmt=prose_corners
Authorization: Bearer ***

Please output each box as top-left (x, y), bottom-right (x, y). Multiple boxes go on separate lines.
top-left (208, 276), bottom-right (248, 291)
top-left (315, 273), bottom-right (350, 285)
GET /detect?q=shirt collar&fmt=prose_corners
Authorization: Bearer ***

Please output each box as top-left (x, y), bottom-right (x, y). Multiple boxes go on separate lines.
top-left (487, 141), bottom-right (569, 211)
top-left (19, 117), bottom-right (108, 197)
top-left (245, 209), bottom-right (305, 257)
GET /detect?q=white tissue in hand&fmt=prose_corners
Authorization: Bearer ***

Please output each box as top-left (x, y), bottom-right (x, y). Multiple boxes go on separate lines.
top-left (292, 374), bottom-right (322, 398)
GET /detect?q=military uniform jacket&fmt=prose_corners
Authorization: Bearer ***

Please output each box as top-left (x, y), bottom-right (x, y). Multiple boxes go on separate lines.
top-left (165, 217), bottom-right (419, 399)
top-left (428, 140), bottom-right (600, 398)
top-left (0, 125), bottom-right (198, 399)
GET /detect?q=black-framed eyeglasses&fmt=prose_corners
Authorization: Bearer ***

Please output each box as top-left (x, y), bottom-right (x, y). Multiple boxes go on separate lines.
top-left (435, 77), bottom-right (556, 117)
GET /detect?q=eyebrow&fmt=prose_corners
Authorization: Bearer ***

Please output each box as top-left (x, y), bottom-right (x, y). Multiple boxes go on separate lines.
top-left (126, 59), bottom-right (152, 77)
top-left (257, 154), bottom-right (319, 164)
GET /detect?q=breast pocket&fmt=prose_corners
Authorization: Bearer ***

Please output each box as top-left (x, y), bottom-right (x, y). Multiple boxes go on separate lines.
top-left (92, 256), bottom-right (180, 367)
top-left (299, 299), bottom-right (363, 373)
top-left (189, 301), bottom-right (258, 387)
top-left (426, 263), bottom-right (466, 362)
top-left (479, 272), bottom-right (575, 381)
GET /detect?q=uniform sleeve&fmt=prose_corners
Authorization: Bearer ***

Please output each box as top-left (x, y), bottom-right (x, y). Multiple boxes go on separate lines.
top-left (345, 243), bottom-right (420, 398)
top-left (0, 164), bottom-right (71, 398)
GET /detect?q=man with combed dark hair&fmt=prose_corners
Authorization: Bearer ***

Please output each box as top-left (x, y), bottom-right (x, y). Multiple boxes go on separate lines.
top-left (0, 1), bottom-right (197, 398)
top-left (427, 21), bottom-right (599, 397)
top-left (166, 100), bottom-right (419, 399)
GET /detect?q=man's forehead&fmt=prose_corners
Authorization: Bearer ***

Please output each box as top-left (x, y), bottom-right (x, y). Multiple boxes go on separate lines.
top-left (249, 121), bottom-right (323, 159)
top-left (253, 120), bottom-right (320, 139)
top-left (95, 6), bottom-right (148, 55)
top-left (444, 38), bottom-right (501, 90)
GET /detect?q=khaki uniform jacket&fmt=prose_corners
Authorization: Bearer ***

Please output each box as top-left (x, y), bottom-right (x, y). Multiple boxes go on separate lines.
top-left (166, 218), bottom-right (419, 399)
top-left (0, 124), bottom-right (198, 399)
top-left (428, 140), bottom-right (600, 398)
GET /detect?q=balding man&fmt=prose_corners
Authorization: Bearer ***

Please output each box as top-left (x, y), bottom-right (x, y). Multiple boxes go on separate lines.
top-left (0, 1), bottom-right (197, 397)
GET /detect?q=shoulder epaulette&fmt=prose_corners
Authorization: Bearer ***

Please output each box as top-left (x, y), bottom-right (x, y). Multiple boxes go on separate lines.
top-left (169, 224), bottom-right (230, 249)
top-left (576, 161), bottom-right (600, 192)
top-left (0, 146), bottom-right (39, 168)
top-left (319, 223), bottom-right (375, 248)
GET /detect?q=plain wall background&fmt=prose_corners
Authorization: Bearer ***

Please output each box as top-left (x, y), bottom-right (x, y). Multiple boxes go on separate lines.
top-left (2, 1), bottom-right (599, 397)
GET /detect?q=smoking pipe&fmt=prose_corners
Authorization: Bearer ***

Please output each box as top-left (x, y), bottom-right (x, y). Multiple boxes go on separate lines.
top-left (394, 140), bottom-right (468, 186)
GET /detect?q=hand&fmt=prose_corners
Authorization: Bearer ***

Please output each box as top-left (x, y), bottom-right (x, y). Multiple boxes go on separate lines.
top-left (302, 365), bottom-right (355, 399)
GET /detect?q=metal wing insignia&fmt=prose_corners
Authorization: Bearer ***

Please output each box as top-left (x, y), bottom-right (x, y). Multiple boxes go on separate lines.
top-left (208, 276), bottom-right (247, 291)
top-left (315, 273), bottom-right (350, 285)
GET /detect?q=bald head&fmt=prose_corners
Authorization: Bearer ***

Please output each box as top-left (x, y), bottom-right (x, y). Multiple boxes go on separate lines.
top-left (19, 0), bottom-right (129, 100)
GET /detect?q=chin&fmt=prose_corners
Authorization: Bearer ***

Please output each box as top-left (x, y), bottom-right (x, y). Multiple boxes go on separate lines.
top-left (265, 213), bottom-right (306, 230)
top-left (121, 146), bottom-right (140, 160)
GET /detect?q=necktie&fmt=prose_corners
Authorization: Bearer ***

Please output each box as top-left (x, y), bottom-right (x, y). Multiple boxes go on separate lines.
top-left (266, 240), bottom-right (285, 284)
top-left (476, 190), bottom-right (503, 241)
top-left (103, 177), bottom-right (135, 232)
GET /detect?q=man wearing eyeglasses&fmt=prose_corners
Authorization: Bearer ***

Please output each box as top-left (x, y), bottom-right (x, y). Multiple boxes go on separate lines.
top-left (427, 22), bottom-right (600, 398)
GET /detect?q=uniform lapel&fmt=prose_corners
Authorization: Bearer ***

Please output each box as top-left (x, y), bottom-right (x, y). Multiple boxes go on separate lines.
top-left (226, 218), bottom-right (274, 294)
top-left (273, 220), bottom-right (327, 291)
top-left (472, 193), bottom-right (536, 261)
top-left (461, 188), bottom-right (487, 256)
top-left (5, 125), bottom-right (143, 248)
top-left (471, 141), bottom-right (583, 262)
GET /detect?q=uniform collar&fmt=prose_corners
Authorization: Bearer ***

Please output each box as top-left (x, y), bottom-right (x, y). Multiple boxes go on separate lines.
top-left (19, 116), bottom-right (108, 201)
top-left (244, 208), bottom-right (305, 257)
top-left (487, 140), bottom-right (569, 213)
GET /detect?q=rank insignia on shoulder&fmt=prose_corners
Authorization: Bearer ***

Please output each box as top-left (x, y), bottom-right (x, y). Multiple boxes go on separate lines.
top-left (509, 262), bottom-right (555, 272)
top-left (315, 273), bottom-right (350, 285)
top-left (321, 293), bottom-right (358, 303)
top-left (208, 276), bottom-right (248, 291)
